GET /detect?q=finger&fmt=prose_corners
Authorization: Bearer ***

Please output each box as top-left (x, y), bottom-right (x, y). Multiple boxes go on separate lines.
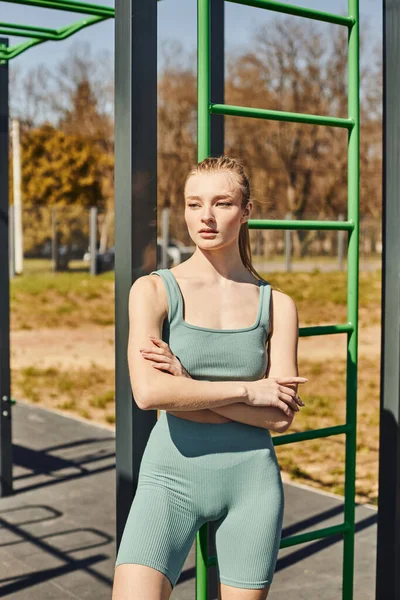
top-left (277, 377), bottom-right (308, 383)
top-left (278, 385), bottom-right (296, 398)
top-left (148, 341), bottom-right (172, 355)
top-left (141, 348), bottom-right (164, 356)
top-left (278, 392), bottom-right (299, 411)
top-left (277, 401), bottom-right (295, 418)
top-left (151, 362), bottom-right (172, 373)
top-left (141, 352), bottom-right (168, 361)
top-left (149, 336), bottom-right (168, 347)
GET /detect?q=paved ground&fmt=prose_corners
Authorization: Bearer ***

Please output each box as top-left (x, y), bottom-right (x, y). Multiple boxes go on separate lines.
top-left (0, 402), bottom-right (377, 599)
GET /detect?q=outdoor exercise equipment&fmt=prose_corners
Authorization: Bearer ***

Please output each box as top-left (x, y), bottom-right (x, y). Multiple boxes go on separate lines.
top-left (195, 1), bottom-right (359, 598)
top-left (0, 1), bottom-right (398, 598)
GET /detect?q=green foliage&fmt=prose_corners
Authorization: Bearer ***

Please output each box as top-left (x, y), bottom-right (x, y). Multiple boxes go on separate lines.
top-left (15, 122), bottom-right (113, 254)
top-left (22, 123), bottom-right (105, 208)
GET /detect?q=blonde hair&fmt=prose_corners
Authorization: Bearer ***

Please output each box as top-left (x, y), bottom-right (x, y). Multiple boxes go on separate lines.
top-left (185, 155), bottom-right (265, 283)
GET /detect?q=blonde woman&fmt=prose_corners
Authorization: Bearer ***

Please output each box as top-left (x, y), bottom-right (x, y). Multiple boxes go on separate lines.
top-left (112, 156), bottom-right (307, 600)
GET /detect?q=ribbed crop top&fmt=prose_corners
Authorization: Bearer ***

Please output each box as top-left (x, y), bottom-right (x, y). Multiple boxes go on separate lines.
top-left (150, 269), bottom-right (271, 382)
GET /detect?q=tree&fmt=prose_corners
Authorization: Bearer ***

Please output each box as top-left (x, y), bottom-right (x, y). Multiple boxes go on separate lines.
top-left (20, 123), bottom-right (106, 255)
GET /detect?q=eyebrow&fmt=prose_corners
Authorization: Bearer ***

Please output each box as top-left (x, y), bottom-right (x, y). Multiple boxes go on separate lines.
top-left (186, 194), bottom-right (234, 201)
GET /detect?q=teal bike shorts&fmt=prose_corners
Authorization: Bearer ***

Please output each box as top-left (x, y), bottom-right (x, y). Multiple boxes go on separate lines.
top-left (115, 410), bottom-right (284, 590)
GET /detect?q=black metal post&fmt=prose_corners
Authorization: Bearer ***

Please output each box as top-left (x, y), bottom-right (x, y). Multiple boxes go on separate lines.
top-left (0, 38), bottom-right (12, 497)
top-left (114, 0), bottom-right (158, 549)
top-left (376, 1), bottom-right (400, 598)
top-left (210, 0), bottom-right (224, 157)
top-left (206, 2), bottom-right (225, 596)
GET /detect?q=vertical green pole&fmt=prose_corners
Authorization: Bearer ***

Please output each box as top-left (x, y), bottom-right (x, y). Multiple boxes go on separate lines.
top-left (197, 0), bottom-right (210, 597)
top-left (343, 1), bottom-right (359, 598)
top-left (196, 522), bottom-right (209, 599)
top-left (198, 0), bottom-right (210, 162)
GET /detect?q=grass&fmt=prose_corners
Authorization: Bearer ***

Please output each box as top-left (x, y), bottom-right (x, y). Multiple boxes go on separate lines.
top-left (10, 260), bottom-right (114, 329)
top-left (13, 364), bottom-right (115, 427)
top-left (10, 259), bottom-right (381, 330)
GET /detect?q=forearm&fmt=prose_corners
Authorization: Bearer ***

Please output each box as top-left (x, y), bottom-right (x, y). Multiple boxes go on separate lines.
top-left (209, 403), bottom-right (288, 432)
top-left (145, 373), bottom-right (248, 411)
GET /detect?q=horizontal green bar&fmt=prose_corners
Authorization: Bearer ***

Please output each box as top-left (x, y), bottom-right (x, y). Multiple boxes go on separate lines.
top-left (247, 218), bottom-right (354, 231)
top-left (210, 103), bottom-right (354, 129)
top-left (279, 521), bottom-right (352, 549)
top-left (299, 323), bottom-right (354, 337)
top-left (226, 0), bottom-right (355, 28)
top-left (208, 522), bottom-right (351, 565)
top-left (4, 0), bottom-right (114, 18)
top-left (273, 423), bottom-right (352, 446)
top-left (0, 15), bottom-right (105, 61)
top-left (0, 27), bottom-right (65, 40)
top-left (0, 21), bottom-right (58, 34)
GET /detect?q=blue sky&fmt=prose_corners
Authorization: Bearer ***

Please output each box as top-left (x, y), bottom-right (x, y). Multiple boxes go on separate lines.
top-left (2, 0), bottom-right (382, 74)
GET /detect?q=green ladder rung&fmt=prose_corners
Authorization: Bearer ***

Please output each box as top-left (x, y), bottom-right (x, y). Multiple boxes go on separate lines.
top-left (300, 324), bottom-right (355, 337)
top-left (205, 520), bottom-right (352, 566)
top-left (273, 423), bottom-right (353, 446)
top-left (210, 103), bottom-right (354, 129)
top-left (247, 219), bottom-right (355, 231)
top-left (226, 0), bottom-right (355, 28)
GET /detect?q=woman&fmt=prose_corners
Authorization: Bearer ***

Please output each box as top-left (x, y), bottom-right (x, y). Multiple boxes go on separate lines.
top-left (112, 156), bottom-right (308, 600)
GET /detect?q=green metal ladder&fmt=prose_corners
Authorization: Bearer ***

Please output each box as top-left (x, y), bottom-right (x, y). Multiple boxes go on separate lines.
top-left (195, 1), bottom-right (359, 598)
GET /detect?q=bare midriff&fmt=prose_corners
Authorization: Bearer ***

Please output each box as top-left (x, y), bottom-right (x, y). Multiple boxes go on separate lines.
top-left (162, 409), bottom-right (234, 424)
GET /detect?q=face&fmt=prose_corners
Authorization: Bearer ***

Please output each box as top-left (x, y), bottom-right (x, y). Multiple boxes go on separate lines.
top-left (184, 171), bottom-right (252, 248)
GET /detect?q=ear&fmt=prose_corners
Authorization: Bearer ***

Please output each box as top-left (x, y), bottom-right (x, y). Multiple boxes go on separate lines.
top-left (241, 201), bottom-right (252, 224)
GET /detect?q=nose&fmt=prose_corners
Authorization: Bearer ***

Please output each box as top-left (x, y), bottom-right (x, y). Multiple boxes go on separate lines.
top-left (201, 213), bottom-right (216, 226)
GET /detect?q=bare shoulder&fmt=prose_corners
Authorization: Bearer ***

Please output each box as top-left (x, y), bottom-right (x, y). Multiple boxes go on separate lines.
top-left (128, 273), bottom-right (167, 318)
top-left (270, 289), bottom-right (299, 332)
top-left (271, 289), bottom-right (298, 316)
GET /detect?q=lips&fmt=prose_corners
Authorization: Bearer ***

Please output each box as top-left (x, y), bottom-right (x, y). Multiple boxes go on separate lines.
top-left (199, 229), bottom-right (218, 233)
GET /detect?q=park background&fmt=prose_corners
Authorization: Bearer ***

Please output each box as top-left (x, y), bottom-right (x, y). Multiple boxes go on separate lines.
top-left (6, 0), bottom-right (382, 505)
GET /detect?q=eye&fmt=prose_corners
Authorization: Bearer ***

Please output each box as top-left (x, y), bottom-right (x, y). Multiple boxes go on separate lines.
top-left (187, 202), bottom-right (232, 208)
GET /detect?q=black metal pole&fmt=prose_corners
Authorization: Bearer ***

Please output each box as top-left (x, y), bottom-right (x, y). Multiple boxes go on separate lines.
top-left (376, 1), bottom-right (400, 598)
top-left (210, 0), bottom-right (224, 157)
top-left (114, 0), bottom-right (158, 549)
top-left (0, 38), bottom-right (12, 497)
top-left (207, 1), bottom-right (225, 596)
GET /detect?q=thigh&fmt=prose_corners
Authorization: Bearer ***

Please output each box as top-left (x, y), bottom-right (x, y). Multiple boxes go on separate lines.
top-left (113, 564), bottom-right (173, 600)
top-left (214, 448), bottom-right (285, 590)
top-left (116, 483), bottom-right (203, 590)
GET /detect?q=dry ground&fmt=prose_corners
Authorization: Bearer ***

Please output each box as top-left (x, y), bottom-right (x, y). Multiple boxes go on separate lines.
top-left (10, 323), bottom-right (380, 370)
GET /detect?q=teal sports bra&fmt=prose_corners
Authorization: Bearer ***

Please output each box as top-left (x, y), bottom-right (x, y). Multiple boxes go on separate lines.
top-left (150, 269), bottom-right (271, 382)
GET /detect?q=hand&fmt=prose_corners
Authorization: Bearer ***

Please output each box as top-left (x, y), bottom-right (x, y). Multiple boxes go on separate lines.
top-left (139, 336), bottom-right (192, 378)
top-left (245, 376), bottom-right (308, 418)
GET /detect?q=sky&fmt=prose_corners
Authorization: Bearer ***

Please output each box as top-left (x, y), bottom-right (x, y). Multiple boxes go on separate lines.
top-left (1, 0), bottom-right (382, 75)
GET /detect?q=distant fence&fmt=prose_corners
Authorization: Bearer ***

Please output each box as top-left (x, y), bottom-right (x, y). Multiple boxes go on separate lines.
top-left (9, 206), bottom-right (382, 275)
